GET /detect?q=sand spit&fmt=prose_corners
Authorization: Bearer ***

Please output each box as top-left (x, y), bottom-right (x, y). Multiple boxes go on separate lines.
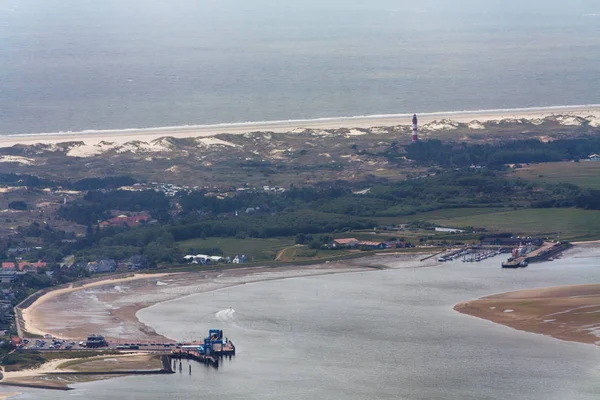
top-left (1, 105), bottom-right (599, 149)
top-left (455, 283), bottom-right (600, 345)
top-left (0, 353), bottom-right (164, 391)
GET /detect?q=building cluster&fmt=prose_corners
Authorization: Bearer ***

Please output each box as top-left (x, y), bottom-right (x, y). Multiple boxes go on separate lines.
top-left (82, 255), bottom-right (148, 274)
top-left (1, 260), bottom-right (47, 272)
top-left (183, 254), bottom-right (248, 265)
top-left (479, 237), bottom-right (543, 247)
top-left (6, 247), bottom-right (42, 256)
top-left (330, 238), bottom-right (411, 250)
top-left (262, 185), bottom-right (286, 193)
top-left (151, 182), bottom-right (191, 197)
top-left (0, 288), bottom-right (15, 332)
top-left (587, 153), bottom-right (600, 161)
top-left (99, 213), bottom-right (150, 229)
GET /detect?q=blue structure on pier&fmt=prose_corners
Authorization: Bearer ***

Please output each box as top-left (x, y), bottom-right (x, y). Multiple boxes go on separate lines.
top-left (185, 329), bottom-right (225, 355)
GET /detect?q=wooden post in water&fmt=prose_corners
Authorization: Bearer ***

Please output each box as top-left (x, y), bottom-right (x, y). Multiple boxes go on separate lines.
top-left (189, 365), bottom-right (192, 375)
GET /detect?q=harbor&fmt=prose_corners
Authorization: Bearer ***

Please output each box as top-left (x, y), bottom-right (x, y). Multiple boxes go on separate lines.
top-left (437, 247), bottom-right (506, 263)
top-left (434, 239), bottom-right (571, 269)
top-left (501, 241), bottom-right (570, 269)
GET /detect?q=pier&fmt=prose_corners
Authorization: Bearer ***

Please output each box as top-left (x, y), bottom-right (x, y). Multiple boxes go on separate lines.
top-left (502, 241), bottom-right (570, 268)
top-left (169, 329), bottom-right (235, 369)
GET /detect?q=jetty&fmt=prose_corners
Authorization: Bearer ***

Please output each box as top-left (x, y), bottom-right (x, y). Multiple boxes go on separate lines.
top-left (169, 329), bottom-right (235, 369)
top-left (502, 241), bottom-right (570, 268)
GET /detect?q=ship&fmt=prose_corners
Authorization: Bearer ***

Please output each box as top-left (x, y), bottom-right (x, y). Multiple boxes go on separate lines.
top-left (501, 258), bottom-right (528, 268)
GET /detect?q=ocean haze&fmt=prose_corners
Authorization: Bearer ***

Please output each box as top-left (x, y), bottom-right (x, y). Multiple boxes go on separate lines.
top-left (0, 0), bottom-right (599, 134)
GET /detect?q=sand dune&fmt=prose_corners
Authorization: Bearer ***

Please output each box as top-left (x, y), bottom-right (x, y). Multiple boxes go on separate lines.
top-left (1, 105), bottom-right (599, 149)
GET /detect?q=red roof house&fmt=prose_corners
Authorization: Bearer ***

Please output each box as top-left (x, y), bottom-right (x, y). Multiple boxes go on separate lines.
top-left (18, 261), bottom-right (47, 271)
top-left (1, 262), bottom-right (16, 270)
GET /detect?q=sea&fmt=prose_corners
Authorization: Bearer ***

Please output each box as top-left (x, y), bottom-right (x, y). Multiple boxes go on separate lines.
top-left (4, 252), bottom-right (600, 399)
top-left (0, 0), bottom-right (599, 135)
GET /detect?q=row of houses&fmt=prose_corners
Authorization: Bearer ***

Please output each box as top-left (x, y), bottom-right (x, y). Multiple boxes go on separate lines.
top-left (6, 247), bottom-right (42, 256)
top-left (1, 260), bottom-right (47, 272)
top-left (183, 254), bottom-right (249, 265)
top-left (0, 288), bottom-right (14, 330)
top-left (330, 238), bottom-right (411, 250)
top-left (480, 237), bottom-right (544, 247)
top-left (84, 255), bottom-right (149, 273)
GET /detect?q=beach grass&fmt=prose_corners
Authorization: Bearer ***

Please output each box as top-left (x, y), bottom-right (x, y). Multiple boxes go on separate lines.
top-left (2, 350), bottom-right (120, 372)
top-left (511, 161), bottom-right (600, 189)
top-left (58, 354), bottom-right (162, 372)
top-left (276, 246), bottom-right (353, 262)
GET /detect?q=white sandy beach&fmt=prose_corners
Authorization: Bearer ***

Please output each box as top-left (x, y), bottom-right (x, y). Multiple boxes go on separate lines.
top-left (1, 105), bottom-right (599, 149)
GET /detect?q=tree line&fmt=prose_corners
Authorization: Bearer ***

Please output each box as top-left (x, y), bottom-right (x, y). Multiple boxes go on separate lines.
top-left (404, 137), bottom-right (600, 168)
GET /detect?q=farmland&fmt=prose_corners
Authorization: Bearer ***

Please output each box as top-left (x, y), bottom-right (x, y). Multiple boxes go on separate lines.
top-left (389, 207), bottom-right (600, 241)
top-left (511, 162), bottom-right (600, 189)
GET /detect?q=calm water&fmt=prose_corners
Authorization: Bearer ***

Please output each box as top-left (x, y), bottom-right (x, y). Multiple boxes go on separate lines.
top-left (6, 253), bottom-right (600, 399)
top-left (0, 0), bottom-right (599, 134)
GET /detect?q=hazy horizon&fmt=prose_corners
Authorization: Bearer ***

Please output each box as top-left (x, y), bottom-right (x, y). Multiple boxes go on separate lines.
top-left (0, 0), bottom-right (599, 134)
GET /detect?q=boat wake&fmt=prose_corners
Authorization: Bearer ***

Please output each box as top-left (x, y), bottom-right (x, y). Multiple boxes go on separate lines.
top-left (215, 308), bottom-right (236, 323)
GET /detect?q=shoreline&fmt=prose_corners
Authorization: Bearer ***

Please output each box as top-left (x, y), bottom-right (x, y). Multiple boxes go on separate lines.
top-left (1, 104), bottom-right (599, 148)
top-left (19, 273), bottom-right (172, 339)
top-left (19, 243), bottom-right (600, 344)
top-left (20, 254), bottom-right (436, 342)
top-left (0, 353), bottom-right (169, 391)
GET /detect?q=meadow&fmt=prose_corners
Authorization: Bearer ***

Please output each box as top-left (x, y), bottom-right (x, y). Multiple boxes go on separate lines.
top-left (511, 162), bottom-right (600, 189)
top-left (390, 207), bottom-right (600, 241)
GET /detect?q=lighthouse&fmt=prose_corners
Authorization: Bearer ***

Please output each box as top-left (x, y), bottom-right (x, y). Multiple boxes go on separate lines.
top-left (411, 114), bottom-right (419, 142)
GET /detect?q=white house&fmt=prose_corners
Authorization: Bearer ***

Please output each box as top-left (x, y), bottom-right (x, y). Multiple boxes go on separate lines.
top-left (435, 227), bottom-right (465, 233)
top-left (232, 255), bottom-right (248, 264)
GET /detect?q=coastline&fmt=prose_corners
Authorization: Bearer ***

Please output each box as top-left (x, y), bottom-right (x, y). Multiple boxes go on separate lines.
top-left (8, 247), bottom-right (600, 394)
top-left (1, 104), bottom-right (599, 148)
top-left (20, 260), bottom-right (403, 342)
top-left (6, 259), bottom-right (413, 392)
top-left (20, 273), bottom-right (172, 339)
top-left (0, 353), bottom-right (168, 391)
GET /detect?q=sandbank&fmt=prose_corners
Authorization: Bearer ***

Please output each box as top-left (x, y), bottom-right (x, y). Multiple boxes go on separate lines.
top-left (455, 283), bottom-right (600, 345)
top-left (1, 105), bottom-right (599, 148)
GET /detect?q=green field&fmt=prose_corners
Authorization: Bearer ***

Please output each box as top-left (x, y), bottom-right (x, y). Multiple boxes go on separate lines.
top-left (397, 208), bottom-right (600, 241)
top-left (178, 236), bottom-right (295, 261)
top-left (512, 162), bottom-right (600, 189)
top-left (375, 207), bottom-right (508, 224)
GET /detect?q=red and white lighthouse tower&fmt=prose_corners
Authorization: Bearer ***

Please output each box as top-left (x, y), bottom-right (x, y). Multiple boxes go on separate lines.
top-left (411, 114), bottom-right (419, 142)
